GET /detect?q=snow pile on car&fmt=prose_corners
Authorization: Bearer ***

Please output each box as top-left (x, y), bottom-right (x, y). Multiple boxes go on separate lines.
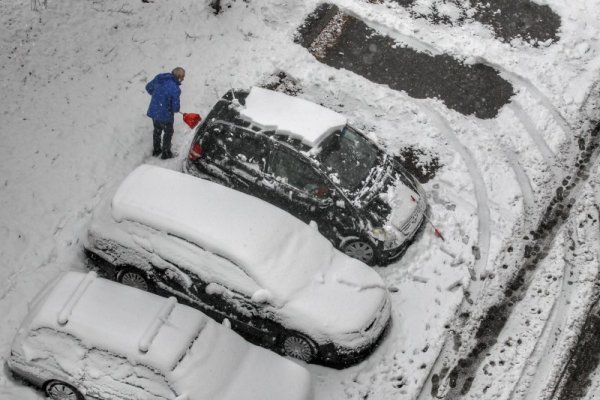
top-left (240, 86), bottom-right (347, 147)
top-left (110, 165), bottom-right (382, 298)
top-left (26, 271), bottom-right (205, 372)
top-left (13, 271), bottom-right (313, 400)
top-left (106, 165), bottom-right (390, 340)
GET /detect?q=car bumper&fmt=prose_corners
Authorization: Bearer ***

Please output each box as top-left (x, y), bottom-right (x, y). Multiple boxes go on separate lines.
top-left (84, 249), bottom-right (118, 279)
top-left (6, 356), bottom-right (47, 389)
top-left (317, 295), bottom-right (392, 368)
top-left (378, 209), bottom-right (427, 264)
top-left (317, 318), bottom-right (392, 368)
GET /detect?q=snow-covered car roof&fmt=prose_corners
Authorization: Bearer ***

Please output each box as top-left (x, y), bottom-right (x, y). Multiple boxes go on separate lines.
top-left (239, 86), bottom-right (347, 147)
top-left (111, 165), bottom-right (342, 300)
top-left (23, 271), bottom-right (204, 373)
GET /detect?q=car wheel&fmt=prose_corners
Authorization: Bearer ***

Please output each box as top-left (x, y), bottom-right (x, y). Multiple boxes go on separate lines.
top-left (117, 268), bottom-right (151, 292)
top-left (341, 240), bottom-right (375, 265)
top-left (282, 333), bottom-right (317, 362)
top-left (45, 380), bottom-right (83, 400)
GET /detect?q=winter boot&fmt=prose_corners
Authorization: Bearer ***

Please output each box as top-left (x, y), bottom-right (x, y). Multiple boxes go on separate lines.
top-left (161, 150), bottom-right (174, 160)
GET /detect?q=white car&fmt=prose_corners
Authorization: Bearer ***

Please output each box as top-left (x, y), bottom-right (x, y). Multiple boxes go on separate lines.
top-left (84, 164), bottom-right (391, 366)
top-left (7, 271), bottom-right (312, 400)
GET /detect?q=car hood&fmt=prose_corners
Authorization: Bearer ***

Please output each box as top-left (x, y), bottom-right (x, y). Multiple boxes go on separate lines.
top-left (281, 252), bottom-right (390, 341)
top-left (354, 158), bottom-right (423, 231)
top-left (169, 320), bottom-right (311, 400)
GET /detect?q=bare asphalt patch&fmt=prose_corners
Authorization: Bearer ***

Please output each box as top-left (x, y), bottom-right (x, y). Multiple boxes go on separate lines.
top-left (295, 3), bottom-right (594, 398)
top-left (387, 0), bottom-right (561, 45)
top-left (296, 4), bottom-right (514, 119)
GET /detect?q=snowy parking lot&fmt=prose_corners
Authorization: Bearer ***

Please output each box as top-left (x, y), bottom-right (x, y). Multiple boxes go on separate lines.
top-left (1, 1), bottom-right (599, 399)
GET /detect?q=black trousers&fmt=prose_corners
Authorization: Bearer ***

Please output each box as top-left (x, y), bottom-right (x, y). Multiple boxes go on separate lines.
top-left (152, 120), bottom-right (174, 152)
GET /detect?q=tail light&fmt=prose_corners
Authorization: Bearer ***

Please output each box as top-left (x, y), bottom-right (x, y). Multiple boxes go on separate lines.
top-left (187, 143), bottom-right (204, 161)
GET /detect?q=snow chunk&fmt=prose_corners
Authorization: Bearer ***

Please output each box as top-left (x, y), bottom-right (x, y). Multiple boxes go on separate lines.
top-left (251, 289), bottom-right (273, 304)
top-left (240, 87), bottom-right (347, 147)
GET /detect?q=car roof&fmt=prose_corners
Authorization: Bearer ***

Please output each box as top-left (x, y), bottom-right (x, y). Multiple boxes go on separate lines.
top-left (110, 165), bottom-right (335, 300)
top-left (238, 87), bottom-right (347, 148)
top-left (25, 271), bottom-right (206, 373)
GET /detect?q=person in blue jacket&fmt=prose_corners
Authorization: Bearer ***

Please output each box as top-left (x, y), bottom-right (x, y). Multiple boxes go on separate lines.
top-left (145, 67), bottom-right (185, 159)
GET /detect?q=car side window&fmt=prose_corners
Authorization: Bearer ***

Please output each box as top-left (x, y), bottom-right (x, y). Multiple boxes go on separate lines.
top-left (224, 127), bottom-right (268, 169)
top-left (84, 349), bottom-right (176, 400)
top-left (201, 125), bottom-right (227, 158)
top-left (162, 234), bottom-right (261, 297)
top-left (270, 149), bottom-right (331, 197)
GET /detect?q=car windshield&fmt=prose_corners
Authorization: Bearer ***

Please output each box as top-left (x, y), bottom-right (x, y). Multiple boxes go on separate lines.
top-left (316, 126), bottom-right (379, 192)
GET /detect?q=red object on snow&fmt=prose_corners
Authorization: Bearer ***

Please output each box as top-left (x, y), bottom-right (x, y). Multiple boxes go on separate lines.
top-left (411, 194), bottom-right (445, 241)
top-left (182, 113), bottom-right (202, 129)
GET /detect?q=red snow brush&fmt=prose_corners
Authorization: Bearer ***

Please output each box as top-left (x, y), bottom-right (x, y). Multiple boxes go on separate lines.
top-left (411, 195), bottom-right (445, 241)
top-left (182, 112), bottom-right (202, 129)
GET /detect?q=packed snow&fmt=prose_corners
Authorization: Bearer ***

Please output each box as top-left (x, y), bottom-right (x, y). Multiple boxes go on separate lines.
top-left (0, 0), bottom-right (599, 399)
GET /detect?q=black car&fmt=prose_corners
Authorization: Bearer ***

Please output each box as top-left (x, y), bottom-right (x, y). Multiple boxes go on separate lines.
top-left (183, 87), bottom-right (427, 265)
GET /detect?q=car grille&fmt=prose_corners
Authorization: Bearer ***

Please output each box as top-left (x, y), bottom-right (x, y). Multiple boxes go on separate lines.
top-left (400, 196), bottom-right (426, 235)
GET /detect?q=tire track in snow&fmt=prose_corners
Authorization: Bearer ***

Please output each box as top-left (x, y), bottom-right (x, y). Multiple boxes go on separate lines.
top-left (490, 65), bottom-right (575, 179)
top-left (496, 68), bottom-right (572, 134)
top-left (510, 240), bottom-right (575, 400)
top-left (432, 121), bottom-right (600, 400)
top-left (423, 108), bottom-right (491, 278)
top-left (507, 101), bottom-right (557, 167)
top-left (420, 116), bottom-right (538, 398)
top-left (502, 148), bottom-right (536, 226)
top-left (414, 107), bottom-right (493, 400)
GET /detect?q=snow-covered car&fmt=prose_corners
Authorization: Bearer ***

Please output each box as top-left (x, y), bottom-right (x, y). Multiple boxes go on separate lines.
top-left (183, 86), bottom-right (427, 265)
top-left (84, 165), bottom-right (391, 367)
top-left (6, 271), bottom-right (312, 400)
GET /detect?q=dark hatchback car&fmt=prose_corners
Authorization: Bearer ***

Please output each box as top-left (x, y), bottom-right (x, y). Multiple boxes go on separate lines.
top-left (183, 87), bottom-right (427, 265)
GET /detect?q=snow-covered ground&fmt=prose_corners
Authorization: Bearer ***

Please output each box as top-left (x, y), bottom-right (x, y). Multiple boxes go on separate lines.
top-left (0, 0), bottom-right (599, 399)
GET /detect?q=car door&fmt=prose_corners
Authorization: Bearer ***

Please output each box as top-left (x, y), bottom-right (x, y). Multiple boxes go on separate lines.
top-left (265, 146), bottom-right (335, 227)
top-left (21, 329), bottom-right (86, 390)
top-left (144, 230), bottom-right (281, 347)
top-left (221, 125), bottom-right (270, 193)
top-left (203, 123), bottom-right (269, 192)
top-left (84, 349), bottom-right (176, 400)
top-left (224, 290), bottom-right (281, 347)
top-left (190, 267), bottom-right (280, 345)
top-left (195, 123), bottom-right (232, 180)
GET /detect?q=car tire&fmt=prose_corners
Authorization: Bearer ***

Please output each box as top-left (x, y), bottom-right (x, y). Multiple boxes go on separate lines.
top-left (116, 267), bottom-right (152, 292)
top-left (281, 333), bottom-right (317, 363)
top-left (341, 239), bottom-right (376, 265)
top-left (44, 380), bottom-right (84, 400)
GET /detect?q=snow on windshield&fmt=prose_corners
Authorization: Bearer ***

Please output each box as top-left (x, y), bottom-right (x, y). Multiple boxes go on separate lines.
top-left (240, 86), bottom-right (347, 147)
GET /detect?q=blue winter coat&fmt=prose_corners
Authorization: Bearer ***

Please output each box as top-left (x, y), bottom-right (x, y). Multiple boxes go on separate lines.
top-left (145, 73), bottom-right (181, 123)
